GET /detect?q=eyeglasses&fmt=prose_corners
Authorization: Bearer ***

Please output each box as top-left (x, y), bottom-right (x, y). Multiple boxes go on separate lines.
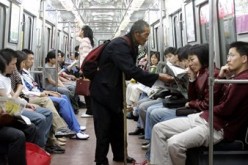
top-left (227, 53), bottom-right (236, 59)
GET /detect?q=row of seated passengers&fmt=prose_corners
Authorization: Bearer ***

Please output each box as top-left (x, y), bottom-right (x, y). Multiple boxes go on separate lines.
top-left (0, 48), bottom-right (88, 165)
top-left (127, 41), bottom-right (248, 164)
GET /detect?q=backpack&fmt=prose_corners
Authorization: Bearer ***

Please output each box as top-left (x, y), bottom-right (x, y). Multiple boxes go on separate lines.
top-left (81, 36), bottom-right (130, 80)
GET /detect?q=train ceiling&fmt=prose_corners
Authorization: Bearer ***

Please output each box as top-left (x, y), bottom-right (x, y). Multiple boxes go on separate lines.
top-left (48, 0), bottom-right (160, 39)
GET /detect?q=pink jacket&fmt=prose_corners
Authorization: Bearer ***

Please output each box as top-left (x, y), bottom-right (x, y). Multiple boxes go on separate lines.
top-left (79, 37), bottom-right (92, 66)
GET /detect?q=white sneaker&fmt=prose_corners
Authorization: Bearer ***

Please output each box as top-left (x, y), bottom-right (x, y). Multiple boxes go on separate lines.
top-left (81, 113), bottom-right (93, 118)
top-left (75, 132), bottom-right (89, 140)
top-left (80, 126), bottom-right (86, 131)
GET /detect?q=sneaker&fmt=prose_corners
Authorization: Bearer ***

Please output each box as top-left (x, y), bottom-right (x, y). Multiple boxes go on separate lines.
top-left (81, 113), bottom-right (93, 118)
top-left (80, 125), bottom-right (86, 131)
top-left (141, 143), bottom-right (150, 150)
top-left (57, 137), bottom-right (67, 142)
top-left (71, 132), bottom-right (89, 140)
top-left (55, 128), bottom-right (76, 138)
top-left (57, 140), bottom-right (66, 146)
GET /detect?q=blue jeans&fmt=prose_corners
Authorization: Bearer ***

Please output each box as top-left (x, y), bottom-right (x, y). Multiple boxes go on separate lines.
top-left (138, 99), bottom-right (163, 129)
top-left (144, 102), bottom-right (163, 140)
top-left (134, 97), bottom-right (151, 128)
top-left (48, 86), bottom-right (73, 99)
top-left (49, 95), bottom-right (80, 132)
top-left (22, 107), bottom-right (52, 147)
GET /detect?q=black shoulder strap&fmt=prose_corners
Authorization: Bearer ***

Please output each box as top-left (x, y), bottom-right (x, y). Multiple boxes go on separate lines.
top-left (121, 36), bottom-right (131, 47)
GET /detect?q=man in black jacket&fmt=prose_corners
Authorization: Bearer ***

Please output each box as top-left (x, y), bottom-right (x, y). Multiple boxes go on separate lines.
top-left (90, 19), bottom-right (173, 165)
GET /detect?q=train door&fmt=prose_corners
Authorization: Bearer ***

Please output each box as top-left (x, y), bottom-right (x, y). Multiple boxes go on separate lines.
top-left (0, 4), bottom-right (5, 49)
top-left (171, 11), bottom-right (183, 48)
top-left (21, 12), bottom-right (34, 49)
top-left (217, 0), bottom-right (236, 66)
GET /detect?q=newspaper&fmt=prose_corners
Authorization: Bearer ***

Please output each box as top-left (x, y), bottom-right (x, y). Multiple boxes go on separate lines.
top-left (165, 62), bottom-right (187, 79)
top-left (165, 62), bottom-right (188, 99)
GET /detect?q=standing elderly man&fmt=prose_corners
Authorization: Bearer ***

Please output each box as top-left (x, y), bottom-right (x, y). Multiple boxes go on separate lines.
top-left (90, 19), bottom-right (174, 165)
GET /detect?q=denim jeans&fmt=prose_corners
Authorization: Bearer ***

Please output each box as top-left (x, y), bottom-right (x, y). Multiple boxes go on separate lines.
top-left (22, 107), bottom-right (52, 147)
top-left (49, 95), bottom-right (80, 132)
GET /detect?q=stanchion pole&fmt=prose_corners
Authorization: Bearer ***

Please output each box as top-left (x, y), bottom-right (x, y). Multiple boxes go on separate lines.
top-left (122, 73), bottom-right (127, 165)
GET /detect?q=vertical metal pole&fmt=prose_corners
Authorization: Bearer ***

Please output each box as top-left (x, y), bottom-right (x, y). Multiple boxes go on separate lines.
top-left (54, 10), bottom-right (59, 92)
top-left (147, 8), bottom-right (151, 61)
top-left (208, 0), bottom-right (215, 165)
top-left (41, 0), bottom-right (46, 86)
top-left (147, 9), bottom-right (151, 68)
top-left (122, 73), bottom-right (127, 165)
top-left (159, 0), bottom-right (165, 61)
top-left (68, 22), bottom-right (71, 61)
top-left (18, 4), bottom-right (23, 50)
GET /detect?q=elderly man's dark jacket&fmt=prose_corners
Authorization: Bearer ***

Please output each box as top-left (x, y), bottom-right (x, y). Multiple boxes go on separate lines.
top-left (90, 34), bottom-right (159, 113)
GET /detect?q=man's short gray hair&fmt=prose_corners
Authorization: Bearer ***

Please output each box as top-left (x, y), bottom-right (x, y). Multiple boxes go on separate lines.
top-left (130, 20), bottom-right (150, 34)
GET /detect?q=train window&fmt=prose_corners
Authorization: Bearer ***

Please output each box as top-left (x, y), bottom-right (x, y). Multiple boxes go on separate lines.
top-left (199, 3), bottom-right (209, 44)
top-left (235, 0), bottom-right (248, 34)
top-left (0, 5), bottom-right (5, 49)
top-left (150, 25), bottom-right (159, 51)
top-left (172, 11), bottom-right (183, 48)
top-left (21, 12), bottom-right (34, 49)
top-left (185, 2), bottom-right (196, 42)
top-left (217, 0), bottom-right (235, 65)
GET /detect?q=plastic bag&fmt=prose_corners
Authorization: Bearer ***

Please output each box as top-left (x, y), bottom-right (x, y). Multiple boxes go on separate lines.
top-left (26, 142), bottom-right (51, 165)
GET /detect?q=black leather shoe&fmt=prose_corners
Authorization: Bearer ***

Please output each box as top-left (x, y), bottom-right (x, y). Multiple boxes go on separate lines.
top-left (113, 156), bottom-right (136, 163)
top-left (128, 128), bottom-right (144, 135)
top-left (74, 109), bottom-right (79, 115)
top-left (126, 112), bottom-right (139, 121)
top-left (96, 163), bottom-right (109, 165)
top-left (45, 145), bottom-right (65, 154)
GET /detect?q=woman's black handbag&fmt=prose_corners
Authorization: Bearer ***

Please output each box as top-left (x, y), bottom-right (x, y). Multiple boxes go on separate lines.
top-left (162, 95), bottom-right (187, 108)
top-left (176, 107), bottom-right (198, 116)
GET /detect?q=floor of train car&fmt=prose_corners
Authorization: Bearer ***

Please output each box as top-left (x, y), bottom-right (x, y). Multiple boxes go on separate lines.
top-left (51, 108), bottom-right (146, 165)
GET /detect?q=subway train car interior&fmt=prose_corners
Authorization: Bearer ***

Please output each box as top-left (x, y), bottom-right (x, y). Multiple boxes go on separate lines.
top-left (1, 0), bottom-right (248, 165)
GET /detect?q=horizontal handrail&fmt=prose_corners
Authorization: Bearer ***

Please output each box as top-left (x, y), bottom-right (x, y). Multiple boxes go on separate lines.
top-left (214, 79), bottom-right (248, 84)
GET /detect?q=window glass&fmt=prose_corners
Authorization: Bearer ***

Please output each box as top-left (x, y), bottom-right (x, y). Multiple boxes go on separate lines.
top-left (235, 0), bottom-right (248, 34)
top-left (218, 0), bottom-right (235, 66)
top-left (172, 11), bottom-right (183, 48)
top-left (22, 13), bottom-right (33, 49)
top-left (199, 3), bottom-right (209, 43)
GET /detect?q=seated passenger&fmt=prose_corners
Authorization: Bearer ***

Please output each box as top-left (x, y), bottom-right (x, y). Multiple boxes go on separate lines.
top-left (20, 49), bottom-right (89, 140)
top-left (126, 51), bottom-right (160, 108)
top-left (0, 56), bottom-right (36, 165)
top-left (150, 41), bottom-right (248, 164)
top-left (128, 46), bottom-right (188, 136)
top-left (0, 49), bottom-right (56, 150)
top-left (44, 50), bottom-right (80, 113)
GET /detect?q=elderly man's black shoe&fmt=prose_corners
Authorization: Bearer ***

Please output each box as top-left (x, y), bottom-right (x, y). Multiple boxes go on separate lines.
top-left (113, 156), bottom-right (136, 163)
top-left (128, 128), bottom-right (144, 135)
